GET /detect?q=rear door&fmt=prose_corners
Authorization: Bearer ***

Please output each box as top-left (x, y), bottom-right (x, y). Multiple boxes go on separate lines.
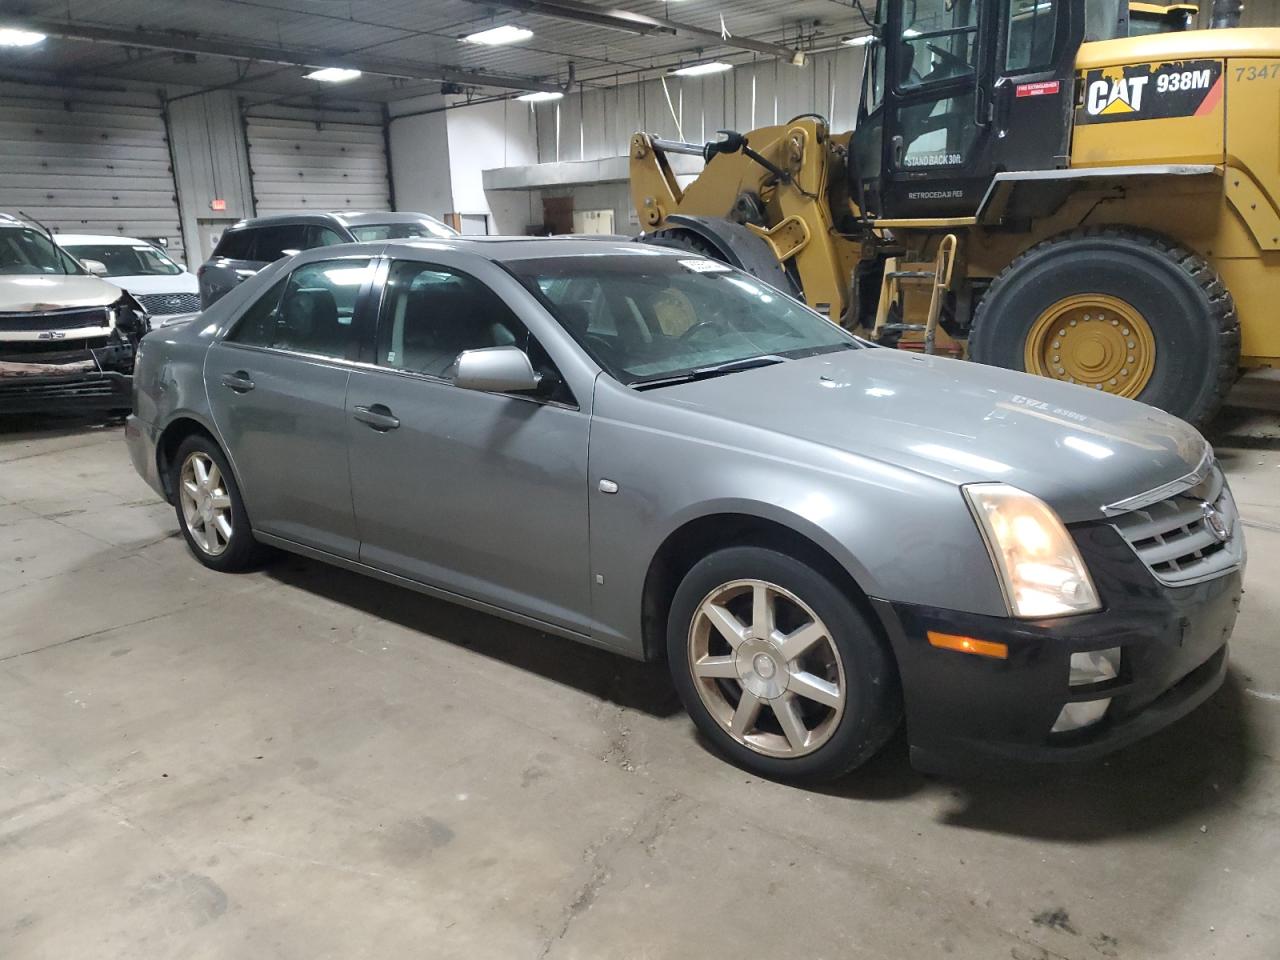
top-left (204, 254), bottom-right (377, 558)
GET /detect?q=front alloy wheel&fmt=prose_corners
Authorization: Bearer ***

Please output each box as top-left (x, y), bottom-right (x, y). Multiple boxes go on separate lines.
top-left (689, 579), bottom-right (845, 758)
top-left (667, 546), bottom-right (901, 781)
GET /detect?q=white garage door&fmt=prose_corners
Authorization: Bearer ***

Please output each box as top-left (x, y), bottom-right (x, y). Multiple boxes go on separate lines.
top-left (244, 109), bottom-right (391, 217)
top-left (0, 82), bottom-right (185, 262)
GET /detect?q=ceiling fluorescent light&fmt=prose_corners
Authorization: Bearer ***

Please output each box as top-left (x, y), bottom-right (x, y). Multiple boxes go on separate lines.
top-left (516, 91), bottom-right (564, 103)
top-left (670, 61), bottom-right (732, 78)
top-left (305, 67), bottom-right (362, 83)
top-left (842, 34), bottom-right (873, 47)
top-left (0, 27), bottom-right (46, 47)
top-left (463, 25), bottom-right (533, 45)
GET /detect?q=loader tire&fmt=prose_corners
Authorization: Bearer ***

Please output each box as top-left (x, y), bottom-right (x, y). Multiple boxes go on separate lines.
top-left (968, 228), bottom-right (1239, 427)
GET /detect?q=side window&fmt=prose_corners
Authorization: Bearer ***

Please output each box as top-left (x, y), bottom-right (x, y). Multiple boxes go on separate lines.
top-left (376, 260), bottom-right (573, 403)
top-left (228, 258), bottom-right (373, 359)
top-left (213, 230), bottom-right (254, 260)
top-left (898, 0), bottom-right (980, 91)
top-left (252, 224), bottom-right (310, 262)
top-left (1006, 0), bottom-right (1057, 71)
top-left (228, 277), bottom-right (287, 347)
top-left (307, 225), bottom-right (347, 248)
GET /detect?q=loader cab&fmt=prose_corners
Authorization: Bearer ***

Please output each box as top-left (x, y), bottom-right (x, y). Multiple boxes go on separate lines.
top-left (850, 0), bottom-right (1121, 219)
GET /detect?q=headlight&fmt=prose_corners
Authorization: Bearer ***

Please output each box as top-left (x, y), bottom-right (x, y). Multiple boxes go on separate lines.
top-left (963, 483), bottom-right (1100, 618)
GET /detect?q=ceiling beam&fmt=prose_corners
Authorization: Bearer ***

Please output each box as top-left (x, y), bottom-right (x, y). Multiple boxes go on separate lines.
top-left (459, 0), bottom-right (806, 64)
top-left (4, 16), bottom-right (568, 94)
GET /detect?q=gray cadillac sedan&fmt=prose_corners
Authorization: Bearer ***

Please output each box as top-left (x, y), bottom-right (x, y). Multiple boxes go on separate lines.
top-left (126, 238), bottom-right (1245, 780)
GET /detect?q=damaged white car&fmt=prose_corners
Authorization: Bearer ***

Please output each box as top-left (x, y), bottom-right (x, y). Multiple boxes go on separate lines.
top-left (0, 213), bottom-right (148, 414)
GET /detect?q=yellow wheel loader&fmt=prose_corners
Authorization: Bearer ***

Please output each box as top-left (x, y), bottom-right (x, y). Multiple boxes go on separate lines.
top-left (629, 0), bottom-right (1280, 425)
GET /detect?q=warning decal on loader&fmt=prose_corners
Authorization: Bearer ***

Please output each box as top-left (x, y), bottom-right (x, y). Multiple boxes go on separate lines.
top-left (1075, 59), bottom-right (1223, 124)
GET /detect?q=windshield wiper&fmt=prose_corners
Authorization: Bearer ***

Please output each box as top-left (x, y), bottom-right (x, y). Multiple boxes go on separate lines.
top-left (633, 354), bottom-right (788, 390)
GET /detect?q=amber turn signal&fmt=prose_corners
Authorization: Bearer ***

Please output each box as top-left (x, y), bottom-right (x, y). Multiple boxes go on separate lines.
top-left (926, 630), bottom-right (1008, 660)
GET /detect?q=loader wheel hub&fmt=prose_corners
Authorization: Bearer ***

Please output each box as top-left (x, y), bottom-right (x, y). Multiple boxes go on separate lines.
top-left (1024, 294), bottom-right (1155, 398)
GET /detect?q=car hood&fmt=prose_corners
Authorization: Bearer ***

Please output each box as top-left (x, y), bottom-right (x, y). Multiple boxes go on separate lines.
top-left (110, 272), bottom-right (199, 295)
top-left (648, 348), bottom-right (1208, 522)
top-left (0, 274), bottom-right (123, 312)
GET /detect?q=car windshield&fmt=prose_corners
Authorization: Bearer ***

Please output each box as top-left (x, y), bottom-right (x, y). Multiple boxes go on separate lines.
top-left (348, 219), bottom-right (457, 242)
top-left (63, 242), bottom-right (182, 277)
top-left (0, 227), bottom-right (84, 276)
top-left (508, 254), bottom-right (859, 385)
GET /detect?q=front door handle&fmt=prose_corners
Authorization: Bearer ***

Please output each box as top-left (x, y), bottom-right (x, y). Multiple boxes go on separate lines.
top-left (220, 370), bottom-right (255, 393)
top-left (353, 403), bottom-right (400, 432)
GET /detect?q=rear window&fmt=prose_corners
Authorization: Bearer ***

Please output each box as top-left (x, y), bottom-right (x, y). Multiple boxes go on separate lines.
top-left (251, 224), bottom-right (312, 262)
top-left (213, 229), bottom-right (255, 261)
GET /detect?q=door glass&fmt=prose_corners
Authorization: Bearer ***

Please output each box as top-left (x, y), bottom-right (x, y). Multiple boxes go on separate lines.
top-left (228, 258), bottom-right (372, 359)
top-left (900, 91), bottom-right (979, 168)
top-left (898, 0), bottom-right (980, 90)
top-left (376, 260), bottom-right (573, 402)
top-left (1006, 0), bottom-right (1058, 71)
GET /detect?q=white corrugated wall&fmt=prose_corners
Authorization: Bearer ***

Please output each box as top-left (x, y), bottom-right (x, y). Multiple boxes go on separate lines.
top-left (243, 104), bottom-right (391, 217)
top-left (0, 81), bottom-right (185, 261)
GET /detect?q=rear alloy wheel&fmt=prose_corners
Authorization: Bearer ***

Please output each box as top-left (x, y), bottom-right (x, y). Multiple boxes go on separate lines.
top-left (179, 451), bottom-right (233, 557)
top-left (171, 435), bottom-right (264, 572)
top-left (667, 546), bottom-right (901, 781)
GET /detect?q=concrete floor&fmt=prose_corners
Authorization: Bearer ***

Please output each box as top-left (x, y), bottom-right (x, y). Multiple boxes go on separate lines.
top-left (2, 377), bottom-right (1279, 960)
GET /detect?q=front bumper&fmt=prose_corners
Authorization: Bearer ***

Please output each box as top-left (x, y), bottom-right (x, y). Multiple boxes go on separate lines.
top-left (0, 369), bottom-right (132, 413)
top-left (873, 521), bottom-right (1243, 775)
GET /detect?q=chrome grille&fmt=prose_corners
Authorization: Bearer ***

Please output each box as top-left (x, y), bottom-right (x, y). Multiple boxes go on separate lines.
top-left (135, 292), bottom-right (201, 315)
top-left (1110, 464), bottom-right (1242, 586)
top-left (0, 306), bottom-right (110, 332)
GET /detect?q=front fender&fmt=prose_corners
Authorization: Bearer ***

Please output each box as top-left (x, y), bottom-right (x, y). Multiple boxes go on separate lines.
top-left (586, 379), bottom-right (1007, 655)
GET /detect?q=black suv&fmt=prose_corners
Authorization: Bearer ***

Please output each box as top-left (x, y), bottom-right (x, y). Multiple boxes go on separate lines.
top-left (197, 211), bottom-right (456, 307)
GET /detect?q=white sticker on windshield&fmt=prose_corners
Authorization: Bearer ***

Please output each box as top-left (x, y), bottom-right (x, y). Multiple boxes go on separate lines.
top-left (679, 258), bottom-right (731, 273)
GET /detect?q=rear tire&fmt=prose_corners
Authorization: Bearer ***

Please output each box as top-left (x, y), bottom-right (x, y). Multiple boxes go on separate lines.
top-left (171, 434), bottom-right (265, 572)
top-left (968, 228), bottom-right (1239, 427)
top-left (667, 546), bottom-right (901, 782)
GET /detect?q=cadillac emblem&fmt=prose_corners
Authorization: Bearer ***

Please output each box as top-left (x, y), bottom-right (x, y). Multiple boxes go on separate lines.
top-left (1202, 502), bottom-right (1230, 542)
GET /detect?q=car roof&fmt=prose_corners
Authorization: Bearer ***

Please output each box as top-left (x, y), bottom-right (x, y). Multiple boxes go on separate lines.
top-left (55, 233), bottom-right (158, 246)
top-left (226, 211), bottom-right (447, 231)
top-left (379, 235), bottom-right (678, 263)
top-left (0, 212), bottom-right (39, 229)
top-left (276, 236), bottom-right (699, 272)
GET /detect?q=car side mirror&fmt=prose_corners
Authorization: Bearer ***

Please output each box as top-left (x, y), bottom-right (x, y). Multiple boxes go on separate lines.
top-left (454, 346), bottom-right (542, 394)
top-left (80, 259), bottom-right (109, 277)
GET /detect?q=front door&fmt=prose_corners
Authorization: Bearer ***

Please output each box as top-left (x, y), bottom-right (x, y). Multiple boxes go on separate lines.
top-left (204, 255), bottom-right (376, 558)
top-left (346, 256), bottom-right (592, 634)
top-left (852, 0), bottom-right (1086, 219)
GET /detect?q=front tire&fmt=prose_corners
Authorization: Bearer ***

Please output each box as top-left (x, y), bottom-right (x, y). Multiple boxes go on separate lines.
top-left (968, 228), bottom-right (1239, 427)
top-left (171, 435), bottom-right (264, 572)
top-left (667, 546), bottom-right (901, 781)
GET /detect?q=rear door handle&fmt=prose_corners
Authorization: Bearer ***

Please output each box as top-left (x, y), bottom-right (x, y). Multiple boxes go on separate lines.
top-left (220, 370), bottom-right (255, 393)
top-left (353, 403), bottom-right (400, 432)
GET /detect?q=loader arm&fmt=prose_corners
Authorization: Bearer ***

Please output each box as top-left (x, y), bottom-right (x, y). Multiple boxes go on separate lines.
top-left (629, 121), bottom-right (857, 318)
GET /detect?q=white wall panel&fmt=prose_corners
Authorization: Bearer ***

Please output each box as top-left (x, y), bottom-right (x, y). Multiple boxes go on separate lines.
top-left (244, 106), bottom-right (390, 217)
top-left (0, 82), bottom-right (185, 260)
top-left (533, 49), bottom-right (865, 165)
